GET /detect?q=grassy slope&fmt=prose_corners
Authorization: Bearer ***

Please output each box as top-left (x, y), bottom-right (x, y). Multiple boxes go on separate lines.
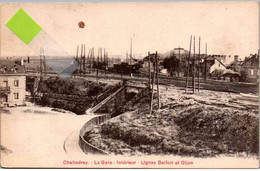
top-left (84, 86), bottom-right (259, 157)
top-left (37, 77), bottom-right (119, 114)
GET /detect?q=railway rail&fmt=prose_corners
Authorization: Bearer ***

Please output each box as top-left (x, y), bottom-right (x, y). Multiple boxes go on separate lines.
top-left (26, 70), bottom-right (258, 94)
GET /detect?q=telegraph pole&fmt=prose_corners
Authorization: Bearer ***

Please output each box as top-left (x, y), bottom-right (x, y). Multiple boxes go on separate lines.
top-left (155, 51), bottom-right (160, 110)
top-left (88, 49), bottom-right (91, 73)
top-left (178, 46), bottom-right (181, 77)
top-left (150, 55), bottom-right (156, 115)
top-left (148, 52), bottom-right (151, 89)
top-left (198, 37), bottom-right (201, 92)
top-left (83, 44), bottom-right (86, 72)
top-left (100, 48), bottom-right (102, 64)
top-left (92, 48), bottom-right (95, 75)
top-left (192, 37), bottom-right (196, 94)
top-left (76, 45), bottom-right (79, 62)
top-left (97, 48), bottom-right (99, 82)
top-left (42, 48), bottom-right (46, 76)
top-left (204, 44), bottom-right (207, 81)
top-left (106, 51), bottom-right (108, 65)
top-left (130, 37), bottom-right (132, 77)
top-left (104, 48), bottom-right (106, 76)
top-left (185, 35), bottom-right (192, 93)
top-left (79, 44), bottom-right (83, 75)
top-left (40, 48), bottom-right (43, 79)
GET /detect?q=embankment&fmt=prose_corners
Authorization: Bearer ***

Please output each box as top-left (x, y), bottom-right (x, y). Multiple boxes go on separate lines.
top-left (83, 86), bottom-right (259, 157)
top-left (35, 76), bottom-right (121, 114)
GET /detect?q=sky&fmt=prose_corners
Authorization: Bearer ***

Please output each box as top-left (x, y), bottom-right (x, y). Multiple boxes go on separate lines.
top-left (0, 1), bottom-right (259, 59)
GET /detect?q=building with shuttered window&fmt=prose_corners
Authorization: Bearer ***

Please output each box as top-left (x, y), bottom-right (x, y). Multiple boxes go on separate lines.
top-left (0, 59), bottom-right (26, 107)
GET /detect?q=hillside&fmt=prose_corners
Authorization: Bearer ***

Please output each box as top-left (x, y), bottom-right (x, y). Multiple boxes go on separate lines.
top-left (84, 85), bottom-right (259, 157)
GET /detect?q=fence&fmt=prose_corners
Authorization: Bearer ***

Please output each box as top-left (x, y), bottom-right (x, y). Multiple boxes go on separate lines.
top-left (78, 85), bottom-right (149, 155)
top-left (79, 113), bottom-right (111, 155)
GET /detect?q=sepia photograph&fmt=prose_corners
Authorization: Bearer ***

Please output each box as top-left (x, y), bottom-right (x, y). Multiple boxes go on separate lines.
top-left (0, 1), bottom-right (259, 168)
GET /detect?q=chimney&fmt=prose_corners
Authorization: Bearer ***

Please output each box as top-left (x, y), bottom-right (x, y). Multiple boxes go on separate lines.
top-left (20, 57), bottom-right (24, 65)
top-left (234, 55), bottom-right (239, 63)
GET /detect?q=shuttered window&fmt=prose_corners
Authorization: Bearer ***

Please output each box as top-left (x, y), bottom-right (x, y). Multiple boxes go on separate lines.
top-left (14, 80), bottom-right (19, 87)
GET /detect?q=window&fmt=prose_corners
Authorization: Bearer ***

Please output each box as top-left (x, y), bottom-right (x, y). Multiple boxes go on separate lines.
top-left (251, 69), bottom-right (254, 76)
top-left (14, 93), bottom-right (19, 99)
top-left (3, 94), bottom-right (8, 102)
top-left (14, 80), bottom-right (19, 87)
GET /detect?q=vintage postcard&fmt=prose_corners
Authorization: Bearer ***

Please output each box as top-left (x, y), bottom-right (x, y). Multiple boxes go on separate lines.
top-left (0, 1), bottom-right (259, 168)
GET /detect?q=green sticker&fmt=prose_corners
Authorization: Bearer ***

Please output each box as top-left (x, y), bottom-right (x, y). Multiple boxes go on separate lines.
top-left (6, 8), bottom-right (42, 44)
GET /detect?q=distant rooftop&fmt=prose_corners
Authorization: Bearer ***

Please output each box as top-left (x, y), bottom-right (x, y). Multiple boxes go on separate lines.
top-left (0, 60), bottom-right (26, 74)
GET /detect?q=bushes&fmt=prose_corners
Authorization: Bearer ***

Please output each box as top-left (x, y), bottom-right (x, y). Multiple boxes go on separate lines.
top-left (175, 106), bottom-right (259, 155)
top-left (239, 70), bottom-right (249, 82)
top-left (85, 103), bottom-right (259, 157)
top-left (101, 120), bottom-right (162, 146)
top-left (38, 76), bottom-right (108, 96)
top-left (36, 77), bottom-right (117, 114)
top-left (223, 113), bottom-right (259, 154)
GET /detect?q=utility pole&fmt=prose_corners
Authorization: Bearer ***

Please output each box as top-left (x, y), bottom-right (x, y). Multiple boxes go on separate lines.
top-left (91, 48), bottom-right (93, 73)
top-left (100, 48), bottom-right (102, 64)
top-left (76, 45), bottom-right (79, 62)
top-left (150, 55), bottom-right (156, 115)
top-left (185, 35), bottom-right (192, 93)
top-left (97, 48), bottom-right (99, 65)
top-left (130, 37), bottom-right (132, 77)
top-left (106, 52), bottom-right (108, 66)
top-left (120, 62), bottom-right (123, 81)
top-left (97, 48), bottom-right (99, 82)
top-left (148, 51), bottom-right (151, 89)
top-left (178, 46), bottom-right (180, 77)
top-left (76, 45), bottom-right (79, 74)
top-left (92, 48), bottom-right (95, 75)
top-left (103, 48), bottom-right (106, 64)
top-left (192, 37), bottom-right (196, 94)
top-left (83, 44), bottom-right (86, 72)
top-left (80, 44), bottom-right (83, 75)
top-left (88, 49), bottom-right (91, 73)
top-left (204, 44), bottom-right (207, 81)
top-left (104, 48), bottom-right (106, 76)
top-left (42, 48), bottom-right (46, 76)
top-left (155, 51), bottom-right (160, 110)
top-left (198, 37), bottom-right (201, 92)
top-left (40, 48), bottom-right (43, 79)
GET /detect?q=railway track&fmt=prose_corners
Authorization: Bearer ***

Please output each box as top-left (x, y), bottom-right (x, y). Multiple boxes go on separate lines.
top-left (26, 71), bottom-right (258, 94)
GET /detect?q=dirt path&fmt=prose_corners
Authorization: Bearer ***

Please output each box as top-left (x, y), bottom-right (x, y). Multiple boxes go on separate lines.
top-left (0, 103), bottom-right (93, 167)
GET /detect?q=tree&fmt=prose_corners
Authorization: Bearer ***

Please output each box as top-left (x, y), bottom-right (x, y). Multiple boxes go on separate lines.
top-left (239, 70), bottom-right (249, 82)
top-left (162, 54), bottom-right (180, 76)
top-left (211, 69), bottom-right (224, 80)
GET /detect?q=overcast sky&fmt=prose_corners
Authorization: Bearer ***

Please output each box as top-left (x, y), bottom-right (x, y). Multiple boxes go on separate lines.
top-left (0, 1), bottom-right (259, 59)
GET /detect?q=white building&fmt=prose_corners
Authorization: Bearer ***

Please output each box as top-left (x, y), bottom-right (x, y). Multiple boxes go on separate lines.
top-left (209, 59), bottom-right (226, 73)
top-left (0, 60), bottom-right (26, 107)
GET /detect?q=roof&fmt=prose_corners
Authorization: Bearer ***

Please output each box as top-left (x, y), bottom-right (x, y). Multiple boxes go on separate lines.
top-left (241, 54), bottom-right (259, 66)
top-left (143, 53), bottom-right (163, 62)
top-left (202, 56), bottom-right (226, 68)
top-left (215, 58), bottom-right (226, 68)
top-left (222, 69), bottom-right (240, 76)
top-left (0, 60), bottom-right (26, 74)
